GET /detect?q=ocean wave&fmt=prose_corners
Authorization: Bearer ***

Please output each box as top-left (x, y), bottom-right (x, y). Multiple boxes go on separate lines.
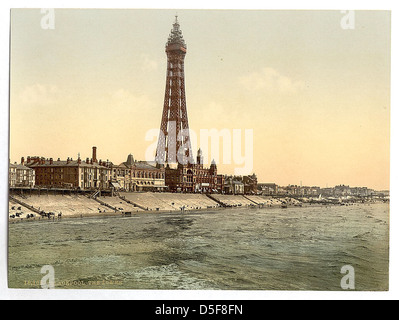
top-left (353, 231), bottom-right (371, 239)
top-left (129, 263), bottom-right (216, 290)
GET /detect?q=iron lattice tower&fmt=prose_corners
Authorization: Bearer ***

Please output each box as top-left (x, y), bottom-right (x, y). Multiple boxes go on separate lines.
top-left (155, 16), bottom-right (193, 165)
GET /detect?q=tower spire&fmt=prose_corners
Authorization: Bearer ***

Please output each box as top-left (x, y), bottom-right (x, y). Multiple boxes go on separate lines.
top-left (166, 15), bottom-right (186, 49)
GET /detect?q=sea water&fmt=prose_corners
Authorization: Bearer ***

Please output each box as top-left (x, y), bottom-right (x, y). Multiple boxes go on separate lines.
top-left (8, 203), bottom-right (389, 290)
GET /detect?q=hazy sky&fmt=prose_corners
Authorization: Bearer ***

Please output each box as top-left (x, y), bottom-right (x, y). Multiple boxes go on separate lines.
top-left (9, 9), bottom-right (390, 190)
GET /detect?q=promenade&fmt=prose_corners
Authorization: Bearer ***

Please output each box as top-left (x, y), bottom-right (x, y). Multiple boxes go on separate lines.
top-left (8, 191), bottom-right (376, 223)
top-left (8, 192), bottom-right (270, 222)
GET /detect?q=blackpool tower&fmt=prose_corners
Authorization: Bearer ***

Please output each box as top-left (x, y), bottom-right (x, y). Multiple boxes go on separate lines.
top-left (155, 16), bottom-right (194, 166)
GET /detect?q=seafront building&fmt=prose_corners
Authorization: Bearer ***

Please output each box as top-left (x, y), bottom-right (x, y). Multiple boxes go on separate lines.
top-left (111, 154), bottom-right (166, 192)
top-left (8, 153), bottom-right (379, 198)
top-left (258, 183), bottom-right (278, 195)
top-left (9, 163), bottom-right (16, 187)
top-left (223, 174), bottom-right (258, 195)
top-left (224, 177), bottom-right (245, 195)
top-left (18, 148), bottom-right (166, 193)
top-left (24, 147), bottom-right (112, 190)
top-left (8, 160), bottom-right (35, 188)
top-left (256, 183), bottom-right (376, 198)
top-left (164, 149), bottom-right (225, 193)
top-left (321, 185), bottom-right (373, 197)
top-left (243, 174), bottom-right (258, 194)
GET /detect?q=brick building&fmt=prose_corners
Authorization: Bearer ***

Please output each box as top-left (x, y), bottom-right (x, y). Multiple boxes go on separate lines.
top-left (164, 149), bottom-right (224, 193)
top-left (25, 147), bottom-right (111, 190)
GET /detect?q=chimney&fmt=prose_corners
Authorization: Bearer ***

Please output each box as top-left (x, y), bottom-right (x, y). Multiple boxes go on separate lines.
top-left (27, 156), bottom-right (31, 164)
top-left (86, 158), bottom-right (90, 164)
top-left (49, 158), bottom-right (53, 165)
top-left (67, 157), bottom-right (70, 164)
top-left (77, 156), bottom-right (81, 164)
top-left (92, 146), bottom-right (97, 163)
top-left (21, 157), bottom-right (25, 165)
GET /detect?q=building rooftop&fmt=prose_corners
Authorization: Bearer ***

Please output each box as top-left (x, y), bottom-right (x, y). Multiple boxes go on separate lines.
top-left (27, 159), bottom-right (111, 169)
top-left (10, 163), bottom-right (33, 170)
top-left (118, 160), bottom-right (162, 171)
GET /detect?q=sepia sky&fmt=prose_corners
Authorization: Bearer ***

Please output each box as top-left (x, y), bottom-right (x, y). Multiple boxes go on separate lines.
top-left (9, 9), bottom-right (391, 190)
